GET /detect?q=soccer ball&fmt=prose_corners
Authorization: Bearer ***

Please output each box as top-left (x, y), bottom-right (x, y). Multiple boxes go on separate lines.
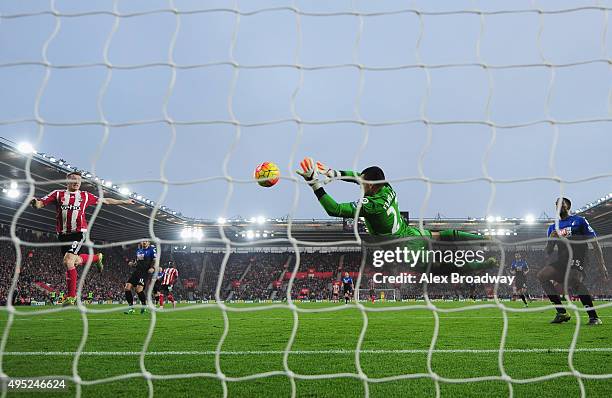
top-left (254, 161), bottom-right (280, 187)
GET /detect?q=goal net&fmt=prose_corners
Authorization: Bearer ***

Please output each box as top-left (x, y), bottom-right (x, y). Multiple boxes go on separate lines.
top-left (0, 0), bottom-right (611, 397)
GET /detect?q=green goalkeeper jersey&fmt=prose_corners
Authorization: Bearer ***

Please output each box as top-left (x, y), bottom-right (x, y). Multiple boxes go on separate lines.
top-left (314, 170), bottom-right (492, 271)
top-left (317, 177), bottom-right (426, 242)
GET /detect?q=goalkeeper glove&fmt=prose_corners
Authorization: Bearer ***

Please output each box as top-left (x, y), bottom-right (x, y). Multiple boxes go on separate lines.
top-left (316, 161), bottom-right (341, 185)
top-left (296, 157), bottom-right (323, 190)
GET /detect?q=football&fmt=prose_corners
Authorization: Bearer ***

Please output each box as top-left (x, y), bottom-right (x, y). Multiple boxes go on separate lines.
top-left (254, 161), bottom-right (280, 187)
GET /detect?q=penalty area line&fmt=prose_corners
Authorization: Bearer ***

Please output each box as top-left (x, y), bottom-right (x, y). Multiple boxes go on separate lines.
top-left (3, 348), bottom-right (612, 356)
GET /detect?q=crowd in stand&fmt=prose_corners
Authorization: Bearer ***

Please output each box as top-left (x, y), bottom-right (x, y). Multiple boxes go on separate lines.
top-left (235, 255), bottom-right (287, 300)
top-left (2, 223), bottom-right (612, 304)
top-left (0, 238), bottom-right (130, 304)
top-left (0, 225), bottom-right (196, 305)
top-left (180, 247), bottom-right (612, 301)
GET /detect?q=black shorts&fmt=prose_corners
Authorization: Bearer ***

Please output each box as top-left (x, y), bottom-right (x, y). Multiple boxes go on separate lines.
top-left (332, 292), bottom-right (339, 298)
top-left (514, 274), bottom-right (527, 289)
top-left (343, 285), bottom-right (353, 295)
top-left (153, 279), bottom-right (172, 296)
top-left (58, 232), bottom-right (85, 256)
top-left (127, 269), bottom-right (148, 287)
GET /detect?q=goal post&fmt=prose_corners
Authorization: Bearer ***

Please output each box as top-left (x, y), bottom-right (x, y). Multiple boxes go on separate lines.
top-left (357, 288), bottom-right (397, 302)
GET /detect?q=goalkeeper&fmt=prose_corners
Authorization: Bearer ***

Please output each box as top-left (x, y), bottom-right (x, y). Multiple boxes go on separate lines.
top-left (297, 158), bottom-right (497, 274)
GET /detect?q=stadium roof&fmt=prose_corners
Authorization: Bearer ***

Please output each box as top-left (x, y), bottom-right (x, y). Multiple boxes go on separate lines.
top-left (0, 138), bottom-right (186, 242)
top-left (1, 138), bottom-right (610, 246)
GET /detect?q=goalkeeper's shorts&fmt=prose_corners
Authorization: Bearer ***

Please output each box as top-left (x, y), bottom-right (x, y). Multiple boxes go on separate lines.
top-left (400, 227), bottom-right (433, 252)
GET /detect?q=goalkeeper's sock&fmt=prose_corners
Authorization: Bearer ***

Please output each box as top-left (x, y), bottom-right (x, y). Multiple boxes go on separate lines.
top-left (159, 294), bottom-right (164, 307)
top-left (520, 294), bottom-right (527, 305)
top-left (439, 229), bottom-right (483, 241)
top-left (66, 268), bottom-right (77, 297)
top-left (137, 291), bottom-right (147, 306)
top-left (125, 290), bottom-right (134, 306)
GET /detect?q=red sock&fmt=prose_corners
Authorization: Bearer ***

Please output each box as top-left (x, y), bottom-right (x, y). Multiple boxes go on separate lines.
top-left (78, 254), bottom-right (99, 264)
top-left (159, 294), bottom-right (164, 307)
top-left (168, 294), bottom-right (174, 303)
top-left (67, 268), bottom-right (77, 297)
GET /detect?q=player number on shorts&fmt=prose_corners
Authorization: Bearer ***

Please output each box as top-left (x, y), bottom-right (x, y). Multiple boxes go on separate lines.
top-left (386, 206), bottom-right (399, 234)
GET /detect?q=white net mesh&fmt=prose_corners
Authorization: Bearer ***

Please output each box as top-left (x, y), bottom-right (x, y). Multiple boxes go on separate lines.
top-left (0, 0), bottom-right (611, 397)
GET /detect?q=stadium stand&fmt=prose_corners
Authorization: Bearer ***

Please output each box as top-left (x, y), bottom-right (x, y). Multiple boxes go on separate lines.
top-left (2, 222), bottom-right (611, 305)
top-left (1, 138), bottom-right (611, 305)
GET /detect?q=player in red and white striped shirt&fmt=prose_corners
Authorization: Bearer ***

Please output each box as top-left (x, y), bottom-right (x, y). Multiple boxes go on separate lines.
top-left (30, 172), bottom-right (134, 305)
top-left (158, 261), bottom-right (179, 309)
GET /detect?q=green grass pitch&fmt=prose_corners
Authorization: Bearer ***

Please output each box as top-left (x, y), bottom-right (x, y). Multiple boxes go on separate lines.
top-left (1, 301), bottom-right (611, 397)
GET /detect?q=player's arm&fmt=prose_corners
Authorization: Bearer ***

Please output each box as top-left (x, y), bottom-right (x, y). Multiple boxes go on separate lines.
top-left (30, 190), bottom-right (58, 209)
top-left (524, 261), bottom-right (529, 274)
top-left (317, 191), bottom-right (359, 218)
top-left (101, 198), bottom-right (134, 205)
top-left (82, 192), bottom-right (133, 207)
top-left (316, 161), bottom-right (360, 185)
top-left (545, 226), bottom-right (556, 259)
top-left (582, 218), bottom-right (608, 279)
top-left (148, 246), bottom-right (158, 273)
top-left (30, 199), bottom-right (44, 209)
top-left (297, 158), bottom-right (357, 218)
top-left (591, 240), bottom-right (608, 280)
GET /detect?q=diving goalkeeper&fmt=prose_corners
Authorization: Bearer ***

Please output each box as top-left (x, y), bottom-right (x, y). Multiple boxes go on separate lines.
top-left (296, 158), bottom-right (497, 273)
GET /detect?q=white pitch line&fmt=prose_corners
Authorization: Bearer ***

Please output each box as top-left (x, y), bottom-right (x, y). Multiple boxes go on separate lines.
top-left (3, 348), bottom-right (612, 356)
top-left (5, 315), bottom-right (612, 322)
